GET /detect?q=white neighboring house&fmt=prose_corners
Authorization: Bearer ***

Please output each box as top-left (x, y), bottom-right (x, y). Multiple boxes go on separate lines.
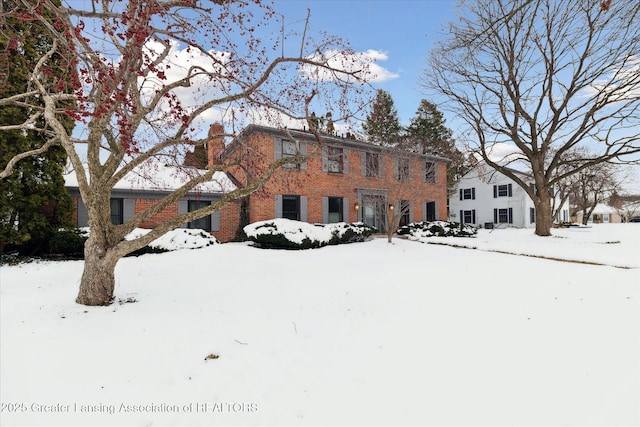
top-left (449, 163), bottom-right (570, 229)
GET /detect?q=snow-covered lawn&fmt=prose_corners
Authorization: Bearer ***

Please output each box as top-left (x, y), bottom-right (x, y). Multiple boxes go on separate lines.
top-left (1, 224), bottom-right (638, 426)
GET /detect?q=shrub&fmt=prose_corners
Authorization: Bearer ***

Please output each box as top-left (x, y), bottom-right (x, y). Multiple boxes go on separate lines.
top-left (397, 221), bottom-right (477, 238)
top-left (48, 228), bottom-right (88, 256)
top-left (244, 219), bottom-right (377, 250)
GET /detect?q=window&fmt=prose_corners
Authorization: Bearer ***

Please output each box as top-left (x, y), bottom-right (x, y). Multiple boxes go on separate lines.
top-left (188, 200), bottom-right (211, 230)
top-left (365, 152), bottom-right (380, 177)
top-left (494, 208), bottom-right (513, 224)
top-left (326, 147), bottom-right (343, 173)
top-left (424, 161), bottom-right (436, 183)
top-left (396, 157), bottom-right (410, 180)
top-left (493, 184), bottom-right (513, 198)
top-left (460, 188), bottom-right (475, 200)
top-left (281, 139), bottom-right (299, 169)
top-left (399, 200), bottom-right (411, 227)
top-left (424, 201), bottom-right (437, 221)
top-left (282, 195), bottom-right (300, 220)
top-left (530, 207), bottom-right (536, 224)
top-left (110, 198), bottom-right (124, 225)
top-left (328, 197), bottom-right (343, 223)
top-left (460, 209), bottom-right (476, 224)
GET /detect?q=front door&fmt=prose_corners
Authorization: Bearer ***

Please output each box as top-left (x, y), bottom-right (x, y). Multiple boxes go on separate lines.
top-left (361, 194), bottom-right (387, 233)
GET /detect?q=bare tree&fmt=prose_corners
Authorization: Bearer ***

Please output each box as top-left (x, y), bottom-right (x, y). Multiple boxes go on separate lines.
top-left (1, 0), bottom-right (370, 305)
top-left (425, 0), bottom-right (640, 236)
top-left (569, 162), bottom-right (621, 224)
top-left (609, 191), bottom-right (640, 221)
top-left (382, 157), bottom-right (439, 243)
top-left (355, 147), bottom-right (440, 243)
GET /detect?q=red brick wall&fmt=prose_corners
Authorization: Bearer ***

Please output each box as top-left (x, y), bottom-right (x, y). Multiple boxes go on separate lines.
top-left (136, 198), bottom-right (178, 229)
top-left (230, 130), bottom-right (448, 224)
top-left (68, 195), bottom-right (241, 243)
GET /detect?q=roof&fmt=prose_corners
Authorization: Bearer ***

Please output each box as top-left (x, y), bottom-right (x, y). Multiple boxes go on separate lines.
top-left (63, 159), bottom-right (237, 194)
top-left (468, 161), bottom-right (533, 183)
top-left (578, 204), bottom-right (618, 214)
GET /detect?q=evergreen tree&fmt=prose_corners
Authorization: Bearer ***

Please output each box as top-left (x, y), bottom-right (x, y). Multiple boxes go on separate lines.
top-left (406, 100), bottom-right (469, 195)
top-left (406, 100), bottom-right (453, 155)
top-left (0, 0), bottom-right (74, 254)
top-left (362, 89), bottom-right (402, 146)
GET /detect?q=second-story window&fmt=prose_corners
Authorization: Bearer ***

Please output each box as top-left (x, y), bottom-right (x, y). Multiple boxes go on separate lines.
top-left (326, 147), bottom-right (343, 173)
top-left (493, 184), bottom-right (513, 198)
top-left (397, 157), bottom-right (410, 180)
top-left (460, 188), bottom-right (476, 200)
top-left (424, 161), bottom-right (436, 183)
top-left (365, 152), bottom-right (380, 177)
top-left (281, 139), bottom-right (299, 169)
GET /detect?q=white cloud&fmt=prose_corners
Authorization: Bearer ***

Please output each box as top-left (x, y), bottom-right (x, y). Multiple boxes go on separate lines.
top-left (584, 55), bottom-right (640, 101)
top-left (473, 142), bottom-right (528, 166)
top-left (301, 49), bottom-right (399, 83)
top-left (139, 40), bottom-right (230, 110)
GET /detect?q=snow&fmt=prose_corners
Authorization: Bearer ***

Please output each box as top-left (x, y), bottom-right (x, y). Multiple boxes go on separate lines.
top-left (63, 159), bottom-right (236, 194)
top-left (1, 223), bottom-right (639, 426)
top-left (413, 224), bottom-right (639, 269)
top-left (125, 228), bottom-right (218, 250)
top-left (243, 218), bottom-right (372, 246)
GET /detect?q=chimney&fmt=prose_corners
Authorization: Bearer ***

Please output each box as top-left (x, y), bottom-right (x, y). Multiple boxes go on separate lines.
top-left (207, 122), bottom-right (225, 169)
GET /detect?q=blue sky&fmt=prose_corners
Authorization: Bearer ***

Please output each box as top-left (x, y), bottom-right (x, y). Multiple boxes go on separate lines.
top-left (276, 0), bottom-right (458, 127)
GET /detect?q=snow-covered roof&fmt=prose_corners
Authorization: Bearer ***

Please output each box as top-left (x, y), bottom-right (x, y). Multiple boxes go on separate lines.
top-left (579, 203), bottom-right (618, 214)
top-left (63, 159), bottom-right (236, 194)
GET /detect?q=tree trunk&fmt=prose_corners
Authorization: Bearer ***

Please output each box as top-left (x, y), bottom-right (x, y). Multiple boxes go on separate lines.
top-left (534, 195), bottom-right (552, 236)
top-left (76, 234), bottom-right (120, 306)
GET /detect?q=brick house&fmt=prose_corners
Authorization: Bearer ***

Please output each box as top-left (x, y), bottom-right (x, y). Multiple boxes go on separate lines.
top-left (212, 124), bottom-right (450, 233)
top-left (65, 124), bottom-right (449, 242)
top-left (64, 160), bottom-right (241, 243)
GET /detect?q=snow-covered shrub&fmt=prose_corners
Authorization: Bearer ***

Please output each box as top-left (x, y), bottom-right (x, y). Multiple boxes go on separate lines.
top-left (125, 228), bottom-right (218, 251)
top-left (244, 218), bottom-right (376, 249)
top-left (46, 228), bottom-right (217, 259)
top-left (397, 221), bottom-right (477, 238)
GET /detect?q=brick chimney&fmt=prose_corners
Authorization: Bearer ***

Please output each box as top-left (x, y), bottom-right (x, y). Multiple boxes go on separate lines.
top-left (207, 122), bottom-right (225, 169)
